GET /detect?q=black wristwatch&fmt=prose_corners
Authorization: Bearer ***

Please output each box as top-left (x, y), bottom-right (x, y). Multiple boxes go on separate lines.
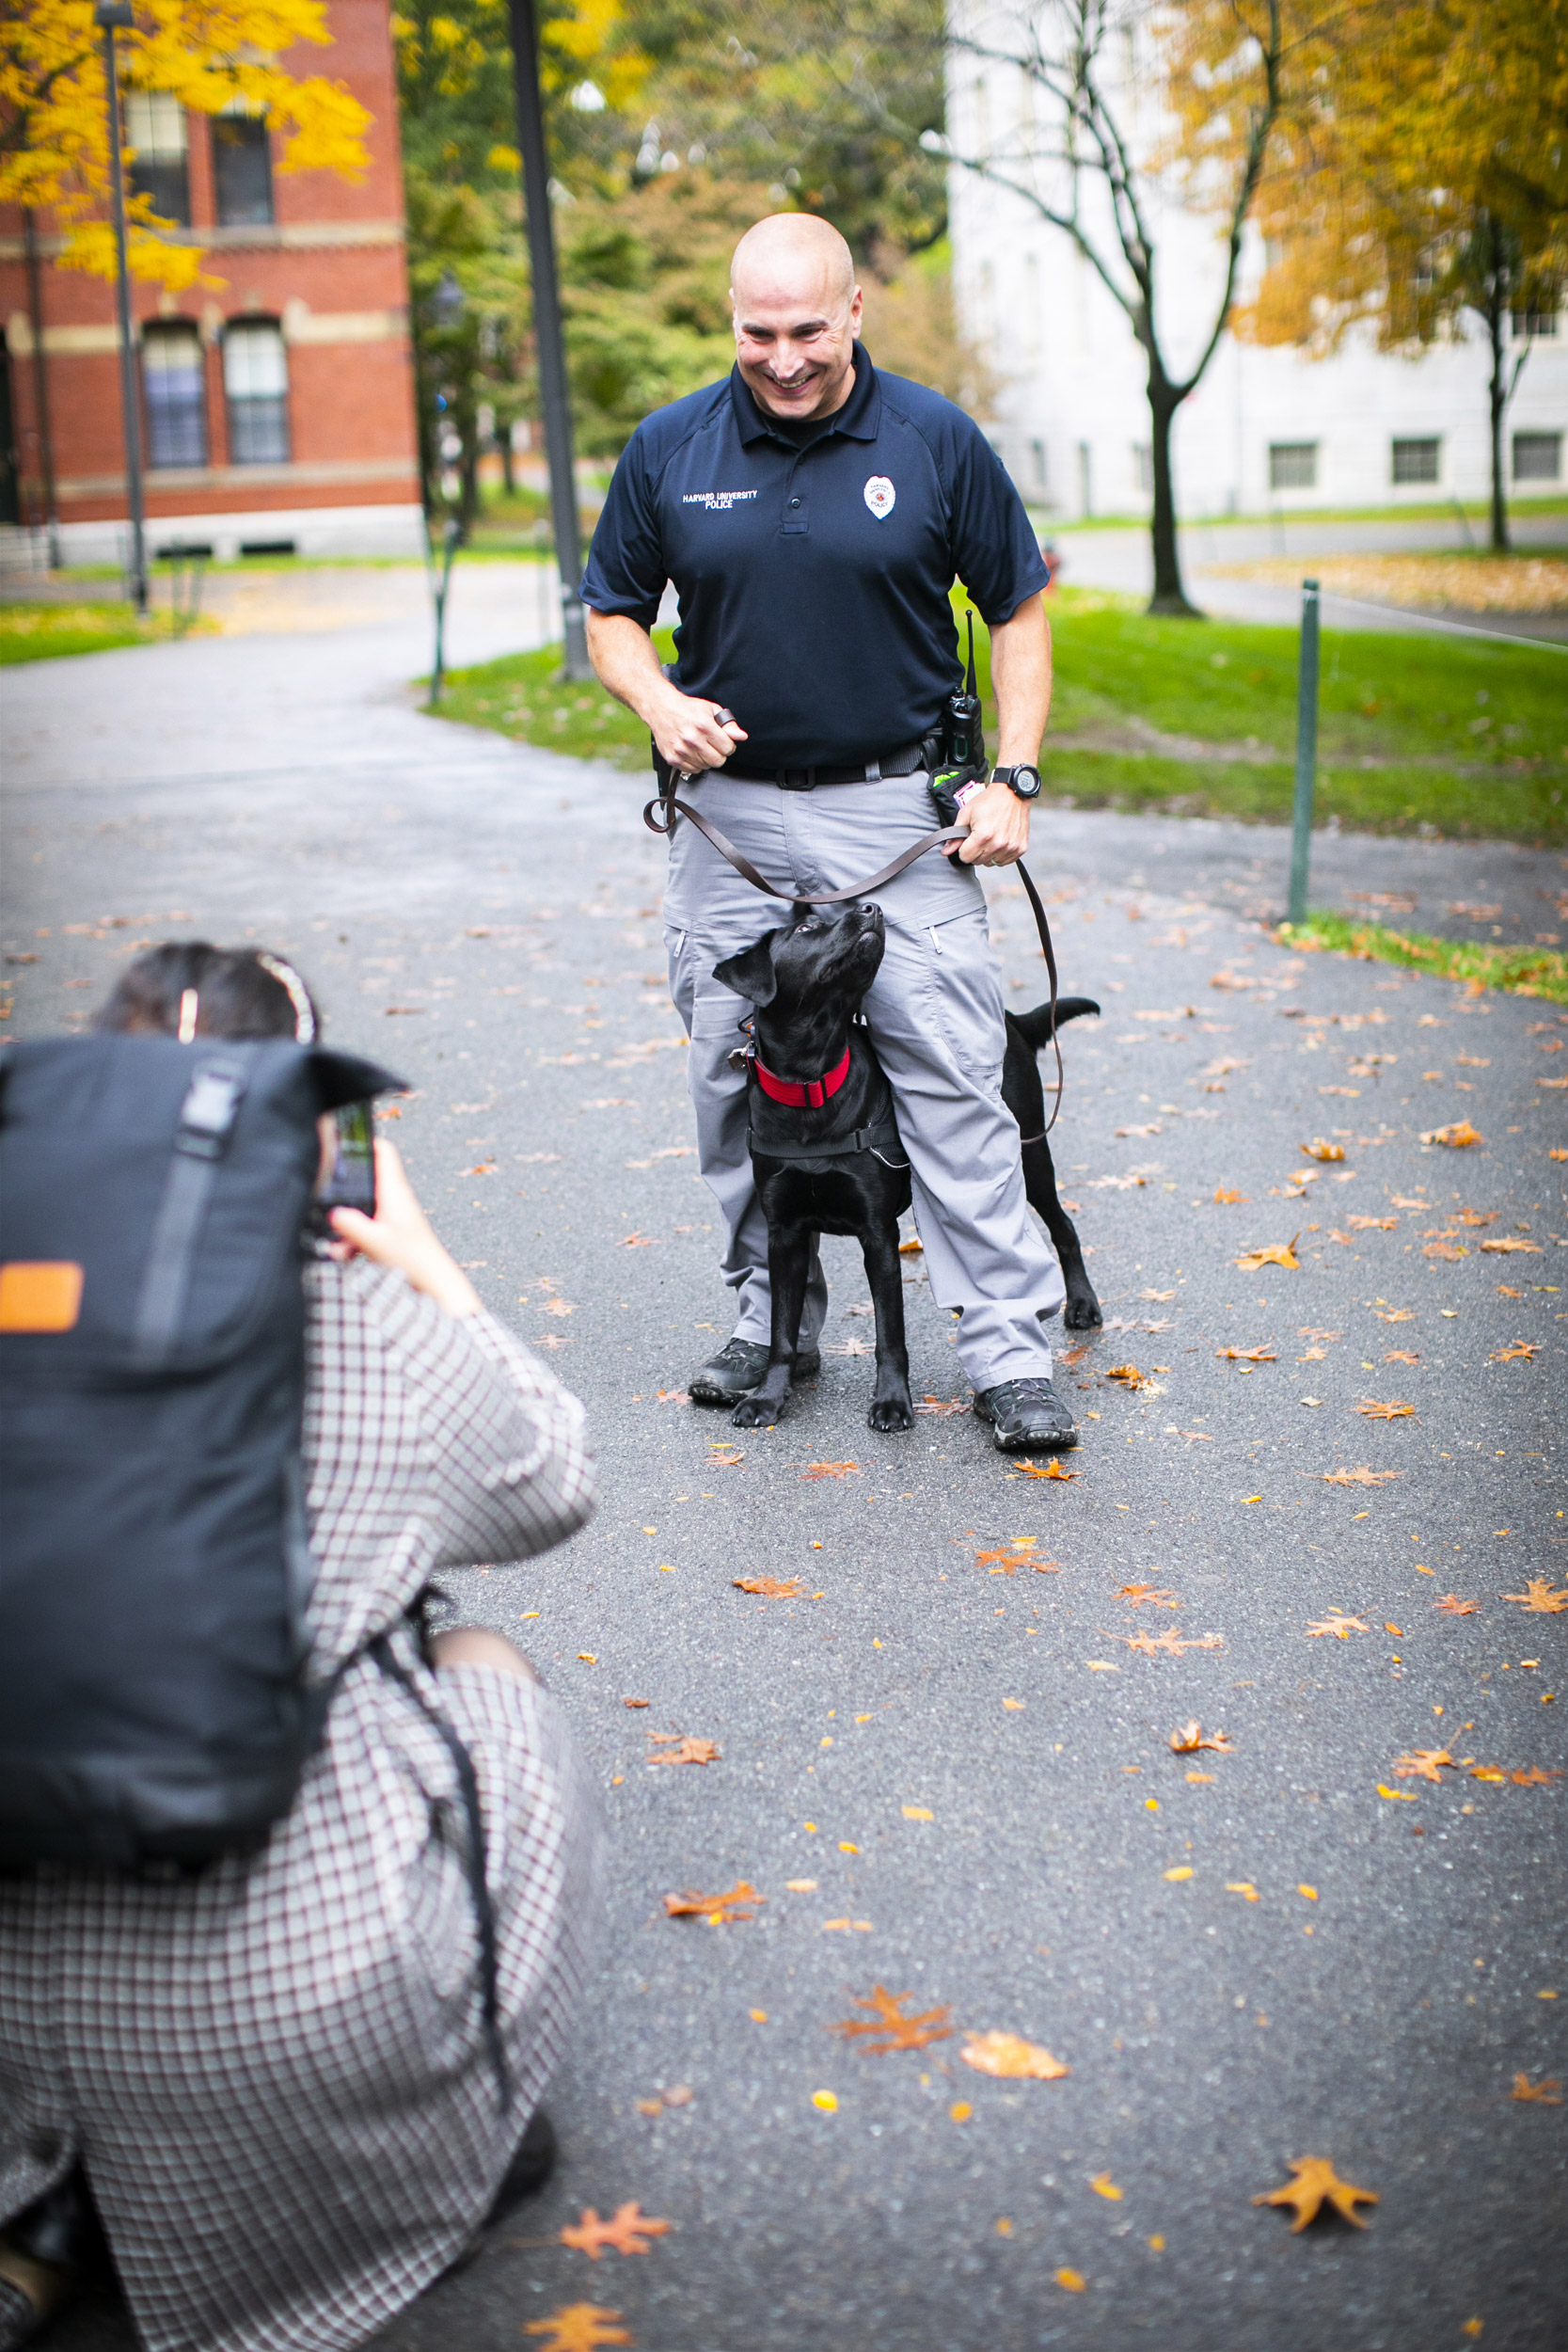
top-left (992, 763), bottom-right (1042, 801)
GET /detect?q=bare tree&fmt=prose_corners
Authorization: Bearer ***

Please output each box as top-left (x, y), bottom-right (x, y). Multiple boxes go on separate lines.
top-left (936, 1), bottom-right (1285, 614)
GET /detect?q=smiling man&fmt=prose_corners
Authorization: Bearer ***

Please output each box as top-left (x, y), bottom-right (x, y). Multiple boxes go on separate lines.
top-left (580, 214), bottom-right (1075, 1454)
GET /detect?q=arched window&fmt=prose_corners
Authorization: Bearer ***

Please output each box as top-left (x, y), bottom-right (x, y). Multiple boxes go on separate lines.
top-left (142, 322), bottom-right (207, 469)
top-left (224, 320), bottom-right (290, 464)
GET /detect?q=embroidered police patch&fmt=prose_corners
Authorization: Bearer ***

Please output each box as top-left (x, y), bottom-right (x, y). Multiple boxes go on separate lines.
top-left (863, 474), bottom-right (896, 519)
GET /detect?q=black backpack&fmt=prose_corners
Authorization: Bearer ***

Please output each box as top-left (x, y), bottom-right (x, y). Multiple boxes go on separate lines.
top-left (0, 1034), bottom-right (398, 1871)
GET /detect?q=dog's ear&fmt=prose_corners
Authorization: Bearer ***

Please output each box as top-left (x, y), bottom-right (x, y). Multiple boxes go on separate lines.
top-left (713, 933), bottom-right (779, 1007)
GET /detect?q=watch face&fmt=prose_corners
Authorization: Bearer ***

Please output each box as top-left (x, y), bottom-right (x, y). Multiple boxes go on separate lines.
top-left (1009, 764), bottom-right (1042, 799)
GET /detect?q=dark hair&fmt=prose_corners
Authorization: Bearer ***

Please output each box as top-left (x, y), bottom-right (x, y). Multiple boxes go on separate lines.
top-left (92, 943), bottom-right (322, 1042)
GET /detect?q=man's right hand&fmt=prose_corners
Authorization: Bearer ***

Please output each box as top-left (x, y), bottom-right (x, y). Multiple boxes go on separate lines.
top-left (651, 686), bottom-right (748, 775)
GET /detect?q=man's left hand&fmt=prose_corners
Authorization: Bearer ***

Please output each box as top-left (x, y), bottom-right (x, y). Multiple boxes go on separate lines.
top-left (948, 777), bottom-right (1030, 867)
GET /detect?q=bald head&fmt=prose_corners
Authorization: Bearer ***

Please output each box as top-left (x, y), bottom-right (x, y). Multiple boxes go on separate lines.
top-left (731, 214), bottom-right (856, 309)
top-left (730, 214), bottom-right (863, 423)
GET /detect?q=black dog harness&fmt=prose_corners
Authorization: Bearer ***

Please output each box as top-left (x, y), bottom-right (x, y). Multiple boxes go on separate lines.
top-left (646, 778), bottom-right (1066, 1136)
top-left (737, 1022), bottom-right (909, 1168)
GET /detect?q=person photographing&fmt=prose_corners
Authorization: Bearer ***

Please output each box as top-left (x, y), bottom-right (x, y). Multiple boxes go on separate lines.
top-left (582, 212), bottom-right (1075, 1453)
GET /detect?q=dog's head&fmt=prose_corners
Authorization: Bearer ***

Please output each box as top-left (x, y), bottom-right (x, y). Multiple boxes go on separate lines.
top-left (713, 901), bottom-right (886, 1027)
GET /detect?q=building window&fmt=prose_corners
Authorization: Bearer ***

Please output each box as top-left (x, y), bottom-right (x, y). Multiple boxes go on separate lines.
top-left (1132, 442), bottom-right (1153, 494)
top-left (1513, 431), bottom-right (1562, 483)
top-left (1511, 310), bottom-right (1560, 339)
top-left (212, 107), bottom-right (274, 227)
top-left (224, 320), bottom-right (290, 464)
top-left (1392, 437), bottom-right (1440, 485)
top-left (1029, 438), bottom-right (1047, 490)
top-left (1269, 441), bottom-right (1317, 491)
top-left (125, 92), bottom-right (189, 229)
top-left (142, 322), bottom-right (207, 469)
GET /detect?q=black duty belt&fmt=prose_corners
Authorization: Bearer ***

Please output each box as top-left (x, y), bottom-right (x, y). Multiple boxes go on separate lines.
top-left (722, 741), bottom-right (926, 790)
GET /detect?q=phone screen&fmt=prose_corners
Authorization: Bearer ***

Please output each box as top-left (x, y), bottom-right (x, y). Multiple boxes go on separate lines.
top-left (320, 1101), bottom-right (376, 1218)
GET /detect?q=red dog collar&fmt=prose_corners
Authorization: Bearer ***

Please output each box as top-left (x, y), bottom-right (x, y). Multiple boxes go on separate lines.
top-left (752, 1043), bottom-right (852, 1109)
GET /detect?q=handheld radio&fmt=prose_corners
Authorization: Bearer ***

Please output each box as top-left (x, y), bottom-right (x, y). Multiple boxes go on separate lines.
top-left (927, 610), bottom-right (989, 825)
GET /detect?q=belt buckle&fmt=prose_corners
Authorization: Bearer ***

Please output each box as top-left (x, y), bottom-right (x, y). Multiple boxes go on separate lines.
top-left (778, 767), bottom-right (816, 792)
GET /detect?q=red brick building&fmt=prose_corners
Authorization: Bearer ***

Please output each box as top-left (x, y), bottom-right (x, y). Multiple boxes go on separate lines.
top-left (0, 0), bottom-right (421, 563)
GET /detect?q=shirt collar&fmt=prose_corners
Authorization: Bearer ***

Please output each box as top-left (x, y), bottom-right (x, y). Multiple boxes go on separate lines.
top-left (730, 341), bottom-right (882, 447)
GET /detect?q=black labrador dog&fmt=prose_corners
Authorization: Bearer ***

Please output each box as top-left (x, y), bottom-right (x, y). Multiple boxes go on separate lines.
top-left (713, 901), bottom-right (1100, 1434)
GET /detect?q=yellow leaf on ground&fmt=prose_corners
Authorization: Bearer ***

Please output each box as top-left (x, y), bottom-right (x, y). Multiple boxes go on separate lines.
top-left (1164, 1866), bottom-right (1195, 1882)
top-left (812, 2090), bottom-right (838, 2111)
top-left (1418, 1120), bottom-right (1482, 1147)
top-left (902, 1805), bottom-right (934, 1820)
top-left (1054, 2266), bottom-right (1086, 2292)
top-left (663, 1882), bottom-right (764, 1922)
top-left (960, 2031), bottom-right (1070, 2080)
top-left (1091, 2172), bottom-right (1123, 2201)
top-left (1301, 1139), bottom-right (1347, 1161)
top-left (1253, 2155), bottom-right (1377, 2232)
top-left (1503, 1581), bottom-right (1568, 1613)
top-left (1378, 1784), bottom-right (1419, 1801)
top-left (1511, 2074), bottom-right (1563, 2103)
top-left (1236, 1237), bottom-right (1301, 1271)
top-left (1226, 1882), bottom-right (1260, 1901)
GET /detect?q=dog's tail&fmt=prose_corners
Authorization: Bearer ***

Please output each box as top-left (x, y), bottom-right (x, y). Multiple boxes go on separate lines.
top-left (1006, 995), bottom-right (1100, 1054)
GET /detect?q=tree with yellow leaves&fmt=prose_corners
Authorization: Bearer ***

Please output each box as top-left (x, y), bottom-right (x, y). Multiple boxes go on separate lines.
top-left (1169, 0), bottom-right (1568, 551)
top-left (1, 0), bottom-right (371, 289)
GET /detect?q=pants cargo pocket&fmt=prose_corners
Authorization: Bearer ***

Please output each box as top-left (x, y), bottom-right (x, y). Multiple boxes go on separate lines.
top-left (923, 907), bottom-right (1006, 1093)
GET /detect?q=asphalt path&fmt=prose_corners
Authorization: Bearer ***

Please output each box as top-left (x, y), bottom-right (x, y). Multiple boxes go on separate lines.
top-left (4, 619), bottom-right (1566, 2352)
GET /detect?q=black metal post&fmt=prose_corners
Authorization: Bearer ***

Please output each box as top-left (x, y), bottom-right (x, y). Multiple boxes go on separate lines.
top-left (23, 211), bottom-right (62, 570)
top-left (505, 0), bottom-right (591, 680)
top-left (1288, 579), bottom-right (1320, 928)
top-left (95, 2), bottom-right (147, 612)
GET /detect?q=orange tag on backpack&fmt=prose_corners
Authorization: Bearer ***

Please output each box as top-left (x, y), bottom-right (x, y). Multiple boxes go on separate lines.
top-left (0, 1263), bottom-right (84, 1333)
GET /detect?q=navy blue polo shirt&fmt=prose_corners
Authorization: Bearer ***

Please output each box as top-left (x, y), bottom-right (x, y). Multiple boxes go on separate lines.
top-left (579, 343), bottom-right (1048, 771)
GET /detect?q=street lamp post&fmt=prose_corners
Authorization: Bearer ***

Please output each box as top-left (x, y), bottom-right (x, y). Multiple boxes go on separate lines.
top-left (505, 0), bottom-right (592, 680)
top-left (94, 0), bottom-right (148, 614)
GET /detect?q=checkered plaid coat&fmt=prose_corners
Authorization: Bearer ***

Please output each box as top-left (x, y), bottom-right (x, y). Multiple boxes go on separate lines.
top-left (0, 1257), bottom-right (602, 2352)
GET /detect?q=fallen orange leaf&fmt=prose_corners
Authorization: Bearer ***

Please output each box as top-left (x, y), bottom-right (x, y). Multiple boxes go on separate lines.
top-left (1016, 1458), bottom-right (1080, 1480)
top-left (1490, 1342), bottom-right (1539, 1363)
top-left (1253, 2155), bottom-right (1377, 2232)
top-left (1511, 2073), bottom-right (1563, 2104)
top-left (1053, 2267), bottom-right (1086, 2293)
top-left (664, 1882), bottom-right (764, 1922)
top-left (1090, 2171), bottom-right (1123, 2200)
top-left (1118, 1582), bottom-right (1180, 1608)
top-left (1213, 1185), bottom-right (1247, 1204)
top-left (733, 1576), bottom-right (803, 1597)
top-left (1509, 1766), bottom-right (1562, 1787)
top-left (959, 2031), bottom-right (1070, 2080)
top-left (1480, 1235), bottom-right (1542, 1255)
top-left (523, 2306), bottom-right (633, 2352)
top-left (1434, 1595), bottom-right (1479, 1615)
top-left (832, 1985), bottom-right (953, 2054)
top-left (1503, 1581), bottom-right (1568, 1614)
top-left (1306, 1613), bottom-right (1369, 1639)
top-left (1123, 1629), bottom-right (1224, 1657)
top-left (1300, 1139), bottom-right (1347, 1162)
top-left (559, 2205), bottom-right (673, 2262)
top-left (1322, 1467), bottom-right (1402, 1486)
top-left (646, 1737), bottom-right (721, 1767)
top-left (1392, 1748), bottom-right (1453, 1784)
top-left (1357, 1399), bottom-right (1416, 1420)
top-left (1418, 1120), bottom-right (1482, 1147)
top-left (1217, 1344), bottom-right (1277, 1361)
top-left (1169, 1721), bottom-right (1233, 1754)
top-left (800, 1462), bottom-right (859, 1481)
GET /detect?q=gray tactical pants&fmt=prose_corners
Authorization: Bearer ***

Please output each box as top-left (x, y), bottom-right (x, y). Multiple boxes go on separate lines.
top-left (661, 768), bottom-right (1064, 1392)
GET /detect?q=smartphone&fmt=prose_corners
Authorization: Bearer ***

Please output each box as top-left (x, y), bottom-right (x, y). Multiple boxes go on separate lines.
top-left (317, 1101), bottom-right (377, 1222)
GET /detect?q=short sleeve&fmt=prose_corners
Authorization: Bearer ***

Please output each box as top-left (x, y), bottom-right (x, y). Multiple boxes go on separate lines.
top-left (580, 431), bottom-right (667, 628)
top-left (946, 420), bottom-right (1049, 627)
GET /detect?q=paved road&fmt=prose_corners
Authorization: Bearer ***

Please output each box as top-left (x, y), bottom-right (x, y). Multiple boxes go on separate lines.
top-left (1057, 512), bottom-right (1568, 640)
top-left (5, 616), bottom-right (1566, 2352)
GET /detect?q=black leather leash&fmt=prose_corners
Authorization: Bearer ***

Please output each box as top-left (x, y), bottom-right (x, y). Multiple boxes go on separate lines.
top-left (644, 782), bottom-right (1064, 1136)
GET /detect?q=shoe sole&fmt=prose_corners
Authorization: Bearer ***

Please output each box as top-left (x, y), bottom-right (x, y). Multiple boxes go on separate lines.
top-left (990, 1426), bottom-right (1078, 1454)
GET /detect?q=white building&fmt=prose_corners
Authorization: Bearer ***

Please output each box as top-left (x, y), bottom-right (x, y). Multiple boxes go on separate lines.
top-left (944, 12), bottom-right (1565, 522)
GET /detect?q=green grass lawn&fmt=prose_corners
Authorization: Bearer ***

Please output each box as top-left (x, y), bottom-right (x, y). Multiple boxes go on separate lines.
top-left (1277, 914), bottom-right (1567, 1006)
top-left (433, 590), bottom-right (1568, 844)
top-left (0, 600), bottom-right (213, 663)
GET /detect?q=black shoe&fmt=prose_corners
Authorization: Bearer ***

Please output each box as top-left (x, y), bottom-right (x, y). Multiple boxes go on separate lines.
top-left (689, 1337), bottom-right (820, 1405)
top-left (490, 2109), bottom-right (557, 2217)
top-left (974, 1376), bottom-right (1079, 1454)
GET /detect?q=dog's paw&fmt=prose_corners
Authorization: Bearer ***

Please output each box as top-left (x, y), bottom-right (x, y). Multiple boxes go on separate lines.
top-left (731, 1392), bottom-right (783, 1429)
top-left (1063, 1294), bottom-right (1103, 1331)
top-left (867, 1394), bottom-right (914, 1434)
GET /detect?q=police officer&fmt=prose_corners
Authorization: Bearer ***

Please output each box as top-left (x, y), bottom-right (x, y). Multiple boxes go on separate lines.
top-left (581, 213), bottom-right (1075, 1454)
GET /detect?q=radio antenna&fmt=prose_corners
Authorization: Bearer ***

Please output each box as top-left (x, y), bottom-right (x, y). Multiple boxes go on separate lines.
top-left (964, 610), bottom-right (977, 698)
